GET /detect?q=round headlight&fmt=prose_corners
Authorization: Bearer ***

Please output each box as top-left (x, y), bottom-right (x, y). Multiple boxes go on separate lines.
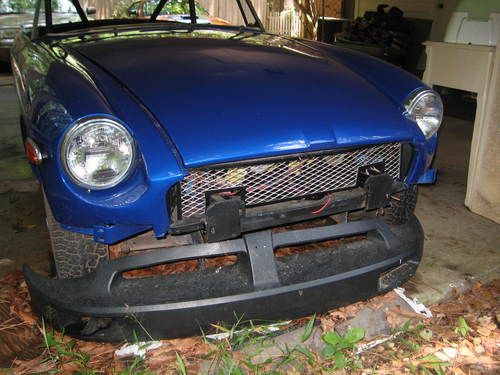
top-left (61, 117), bottom-right (135, 189)
top-left (405, 90), bottom-right (443, 139)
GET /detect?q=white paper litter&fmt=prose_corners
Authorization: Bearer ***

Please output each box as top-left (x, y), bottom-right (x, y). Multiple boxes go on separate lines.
top-left (394, 287), bottom-right (433, 318)
top-left (355, 332), bottom-right (402, 354)
top-left (115, 341), bottom-right (162, 358)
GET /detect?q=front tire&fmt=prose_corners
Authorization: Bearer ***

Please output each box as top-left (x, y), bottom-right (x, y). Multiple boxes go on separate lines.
top-left (43, 194), bottom-right (108, 279)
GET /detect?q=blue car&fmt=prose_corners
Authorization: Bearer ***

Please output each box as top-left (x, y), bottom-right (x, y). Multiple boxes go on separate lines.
top-left (12, 0), bottom-right (442, 341)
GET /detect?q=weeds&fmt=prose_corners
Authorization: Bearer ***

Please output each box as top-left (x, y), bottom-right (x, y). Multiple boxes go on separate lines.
top-left (414, 354), bottom-right (450, 375)
top-left (115, 355), bottom-right (154, 375)
top-left (38, 319), bottom-right (158, 374)
top-left (176, 352), bottom-right (187, 375)
top-left (40, 319), bottom-right (94, 373)
top-left (301, 313), bottom-right (315, 342)
top-left (366, 319), bottom-right (452, 375)
top-left (455, 316), bottom-right (470, 337)
top-left (321, 327), bottom-right (365, 370)
top-left (203, 315), bottom-right (291, 368)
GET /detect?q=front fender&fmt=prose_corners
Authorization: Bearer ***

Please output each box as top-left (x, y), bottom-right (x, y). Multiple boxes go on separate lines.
top-left (17, 42), bottom-right (184, 243)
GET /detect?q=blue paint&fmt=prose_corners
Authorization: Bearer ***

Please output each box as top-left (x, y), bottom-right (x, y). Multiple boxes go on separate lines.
top-left (418, 169), bottom-right (437, 184)
top-left (11, 24), bottom-right (438, 244)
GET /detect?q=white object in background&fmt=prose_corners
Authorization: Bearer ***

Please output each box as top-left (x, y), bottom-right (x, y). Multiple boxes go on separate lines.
top-left (444, 11), bottom-right (500, 46)
top-left (394, 287), bottom-right (433, 318)
top-left (422, 41), bottom-right (496, 222)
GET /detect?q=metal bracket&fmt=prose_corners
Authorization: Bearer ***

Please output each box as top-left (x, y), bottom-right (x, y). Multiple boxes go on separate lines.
top-left (364, 174), bottom-right (393, 210)
top-left (244, 231), bottom-right (280, 290)
top-left (206, 198), bottom-right (244, 242)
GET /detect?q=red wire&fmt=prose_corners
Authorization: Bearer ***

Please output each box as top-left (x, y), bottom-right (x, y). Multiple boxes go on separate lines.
top-left (220, 190), bottom-right (239, 197)
top-left (311, 196), bottom-right (332, 214)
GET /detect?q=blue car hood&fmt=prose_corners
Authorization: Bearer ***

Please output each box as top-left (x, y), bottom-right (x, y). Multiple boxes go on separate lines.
top-left (67, 27), bottom-right (422, 167)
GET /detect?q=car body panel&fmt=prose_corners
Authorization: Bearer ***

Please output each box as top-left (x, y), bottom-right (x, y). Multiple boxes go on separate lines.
top-left (12, 30), bottom-right (182, 240)
top-left (65, 28), bottom-right (428, 167)
top-left (12, 23), bottom-right (436, 244)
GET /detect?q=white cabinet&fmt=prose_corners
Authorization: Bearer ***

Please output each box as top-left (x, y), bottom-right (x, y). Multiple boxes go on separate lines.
top-left (423, 41), bottom-right (499, 223)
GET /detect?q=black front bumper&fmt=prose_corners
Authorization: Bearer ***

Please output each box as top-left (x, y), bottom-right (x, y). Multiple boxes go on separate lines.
top-left (24, 215), bottom-right (423, 342)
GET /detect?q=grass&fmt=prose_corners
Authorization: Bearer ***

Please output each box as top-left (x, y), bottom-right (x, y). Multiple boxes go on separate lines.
top-left (38, 319), bottom-right (156, 375)
top-left (363, 319), bottom-right (454, 375)
top-left (197, 314), bottom-right (368, 374)
top-left (18, 313), bottom-right (487, 375)
top-left (40, 319), bottom-right (94, 373)
top-left (33, 315), bottom-right (396, 374)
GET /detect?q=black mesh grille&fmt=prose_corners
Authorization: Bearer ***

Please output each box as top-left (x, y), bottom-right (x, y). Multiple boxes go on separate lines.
top-left (179, 143), bottom-right (402, 218)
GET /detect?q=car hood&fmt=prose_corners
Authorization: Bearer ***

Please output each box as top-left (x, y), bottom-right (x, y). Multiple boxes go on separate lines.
top-left (65, 27), bottom-right (422, 167)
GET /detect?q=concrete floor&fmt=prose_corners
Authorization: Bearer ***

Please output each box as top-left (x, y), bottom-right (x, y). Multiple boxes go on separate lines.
top-left (0, 72), bottom-right (50, 277)
top-left (411, 117), bottom-right (500, 302)
top-left (0, 71), bottom-right (498, 303)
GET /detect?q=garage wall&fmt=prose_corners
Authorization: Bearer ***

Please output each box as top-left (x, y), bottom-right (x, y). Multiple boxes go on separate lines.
top-left (323, 0), bottom-right (343, 17)
top-left (352, 1), bottom-right (466, 42)
top-left (353, 0), bottom-right (438, 19)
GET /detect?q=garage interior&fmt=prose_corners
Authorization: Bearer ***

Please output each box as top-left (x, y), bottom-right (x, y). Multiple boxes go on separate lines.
top-left (0, 0), bottom-right (499, 372)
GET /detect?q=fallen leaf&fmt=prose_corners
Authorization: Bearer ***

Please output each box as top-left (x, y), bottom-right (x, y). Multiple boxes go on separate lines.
top-left (474, 345), bottom-right (485, 354)
top-left (146, 349), bottom-right (176, 369)
top-left (477, 355), bottom-right (499, 365)
top-left (451, 367), bottom-right (466, 375)
top-left (16, 309), bottom-right (38, 326)
top-left (442, 347), bottom-right (457, 359)
top-left (458, 346), bottom-right (474, 357)
top-left (476, 324), bottom-right (495, 337)
top-left (434, 351), bottom-right (449, 362)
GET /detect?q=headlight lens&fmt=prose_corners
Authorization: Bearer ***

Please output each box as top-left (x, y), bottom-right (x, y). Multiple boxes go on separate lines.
top-left (61, 117), bottom-right (135, 189)
top-left (405, 90), bottom-right (443, 139)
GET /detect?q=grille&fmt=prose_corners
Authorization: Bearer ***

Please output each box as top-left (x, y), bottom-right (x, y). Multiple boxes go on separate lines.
top-left (180, 143), bottom-right (401, 218)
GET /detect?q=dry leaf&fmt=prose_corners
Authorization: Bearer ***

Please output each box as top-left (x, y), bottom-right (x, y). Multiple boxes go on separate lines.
top-left (458, 345), bottom-right (475, 357)
top-left (442, 347), bottom-right (457, 359)
top-left (451, 367), bottom-right (466, 375)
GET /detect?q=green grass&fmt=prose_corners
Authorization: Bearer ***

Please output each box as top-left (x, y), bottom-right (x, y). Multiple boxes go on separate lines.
top-left (35, 316), bottom-right (374, 375)
top-left (40, 319), bottom-right (95, 374)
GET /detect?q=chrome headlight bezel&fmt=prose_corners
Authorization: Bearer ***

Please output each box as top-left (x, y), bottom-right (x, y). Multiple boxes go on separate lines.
top-left (60, 117), bottom-right (136, 190)
top-left (405, 89), bottom-right (443, 139)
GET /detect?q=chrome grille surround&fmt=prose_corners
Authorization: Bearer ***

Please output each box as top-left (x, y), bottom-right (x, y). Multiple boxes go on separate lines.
top-left (180, 143), bottom-right (401, 218)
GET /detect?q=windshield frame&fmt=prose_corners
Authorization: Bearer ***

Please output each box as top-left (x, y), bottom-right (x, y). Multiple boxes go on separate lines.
top-left (30, 0), bottom-right (264, 39)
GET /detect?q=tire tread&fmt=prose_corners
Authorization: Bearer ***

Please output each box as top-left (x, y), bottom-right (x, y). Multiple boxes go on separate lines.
top-left (44, 195), bottom-right (107, 279)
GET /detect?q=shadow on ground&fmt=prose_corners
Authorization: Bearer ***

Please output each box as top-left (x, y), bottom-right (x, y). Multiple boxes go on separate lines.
top-left (0, 69), bottom-right (50, 278)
